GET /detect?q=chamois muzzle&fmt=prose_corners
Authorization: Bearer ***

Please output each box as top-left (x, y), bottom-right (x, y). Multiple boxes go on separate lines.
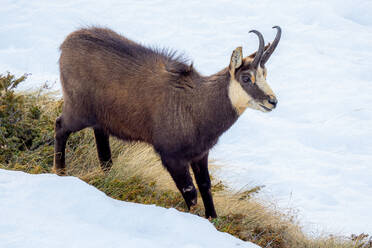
top-left (268, 97), bottom-right (278, 108)
top-left (260, 26), bottom-right (281, 67)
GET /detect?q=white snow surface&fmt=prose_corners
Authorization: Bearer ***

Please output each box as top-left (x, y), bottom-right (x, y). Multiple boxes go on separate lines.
top-left (0, 169), bottom-right (259, 248)
top-left (1, 0), bottom-right (372, 236)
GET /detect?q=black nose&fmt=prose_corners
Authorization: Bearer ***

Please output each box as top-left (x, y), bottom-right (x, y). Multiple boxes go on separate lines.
top-left (268, 97), bottom-right (277, 107)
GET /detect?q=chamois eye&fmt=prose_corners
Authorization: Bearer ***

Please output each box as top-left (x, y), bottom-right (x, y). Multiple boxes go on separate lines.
top-left (242, 75), bottom-right (251, 83)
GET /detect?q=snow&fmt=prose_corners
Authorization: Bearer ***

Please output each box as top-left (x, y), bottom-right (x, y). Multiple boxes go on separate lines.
top-left (0, 169), bottom-right (259, 248)
top-left (1, 0), bottom-right (371, 236)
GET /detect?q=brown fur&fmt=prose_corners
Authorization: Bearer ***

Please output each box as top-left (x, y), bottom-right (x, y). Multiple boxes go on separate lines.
top-left (54, 27), bottom-right (279, 218)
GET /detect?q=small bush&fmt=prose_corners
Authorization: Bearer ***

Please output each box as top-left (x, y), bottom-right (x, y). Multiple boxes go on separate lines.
top-left (0, 72), bottom-right (30, 161)
top-left (0, 72), bottom-right (61, 172)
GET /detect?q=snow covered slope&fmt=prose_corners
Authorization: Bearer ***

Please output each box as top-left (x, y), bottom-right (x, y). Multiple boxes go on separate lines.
top-left (0, 169), bottom-right (259, 248)
top-left (1, 0), bottom-right (371, 235)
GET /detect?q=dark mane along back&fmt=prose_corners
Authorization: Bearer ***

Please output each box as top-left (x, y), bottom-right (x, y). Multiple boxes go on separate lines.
top-left (61, 26), bottom-right (194, 77)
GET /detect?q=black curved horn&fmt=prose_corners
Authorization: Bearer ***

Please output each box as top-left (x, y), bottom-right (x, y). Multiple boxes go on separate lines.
top-left (260, 26), bottom-right (281, 67)
top-left (249, 30), bottom-right (265, 69)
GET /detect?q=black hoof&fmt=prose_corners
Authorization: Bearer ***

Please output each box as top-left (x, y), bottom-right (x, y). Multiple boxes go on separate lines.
top-left (205, 211), bottom-right (217, 219)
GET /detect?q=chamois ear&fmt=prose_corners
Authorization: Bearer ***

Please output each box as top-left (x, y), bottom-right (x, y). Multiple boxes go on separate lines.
top-left (230, 47), bottom-right (243, 71)
top-left (247, 43), bottom-right (271, 59)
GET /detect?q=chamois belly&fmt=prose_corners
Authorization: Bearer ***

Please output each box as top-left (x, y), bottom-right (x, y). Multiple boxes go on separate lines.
top-left (155, 134), bottom-right (218, 162)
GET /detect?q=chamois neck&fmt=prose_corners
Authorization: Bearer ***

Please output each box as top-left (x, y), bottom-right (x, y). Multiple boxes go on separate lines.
top-left (193, 67), bottom-right (239, 139)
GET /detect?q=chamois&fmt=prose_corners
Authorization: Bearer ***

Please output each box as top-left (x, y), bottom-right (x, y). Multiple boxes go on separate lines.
top-left (54, 26), bottom-right (281, 218)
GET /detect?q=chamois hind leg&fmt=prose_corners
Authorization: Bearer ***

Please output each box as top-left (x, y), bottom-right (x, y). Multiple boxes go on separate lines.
top-left (191, 152), bottom-right (217, 218)
top-left (54, 112), bottom-right (90, 175)
top-left (93, 127), bottom-right (112, 172)
top-left (54, 116), bottom-right (71, 175)
top-left (161, 156), bottom-right (197, 210)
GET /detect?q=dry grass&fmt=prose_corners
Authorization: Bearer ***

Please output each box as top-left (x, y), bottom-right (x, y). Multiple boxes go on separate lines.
top-left (67, 134), bottom-right (366, 248)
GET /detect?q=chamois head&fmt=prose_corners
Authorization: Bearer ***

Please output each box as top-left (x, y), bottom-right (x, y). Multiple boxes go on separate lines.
top-left (228, 26), bottom-right (281, 114)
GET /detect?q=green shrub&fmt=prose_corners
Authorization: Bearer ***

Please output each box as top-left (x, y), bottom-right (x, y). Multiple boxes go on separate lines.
top-left (0, 72), bottom-right (59, 172)
top-left (0, 72), bottom-right (31, 162)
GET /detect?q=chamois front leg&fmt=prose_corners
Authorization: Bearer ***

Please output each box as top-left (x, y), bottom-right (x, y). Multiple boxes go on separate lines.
top-left (161, 156), bottom-right (198, 210)
top-left (191, 152), bottom-right (217, 218)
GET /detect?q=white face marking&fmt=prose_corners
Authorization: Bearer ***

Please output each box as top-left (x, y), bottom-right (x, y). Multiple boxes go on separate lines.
top-left (228, 63), bottom-right (276, 115)
top-left (228, 53), bottom-right (277, 115)
top-left (255, 67), bottom-right (275, 97)
top-left (228, 78), bottom-right (261, 115)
